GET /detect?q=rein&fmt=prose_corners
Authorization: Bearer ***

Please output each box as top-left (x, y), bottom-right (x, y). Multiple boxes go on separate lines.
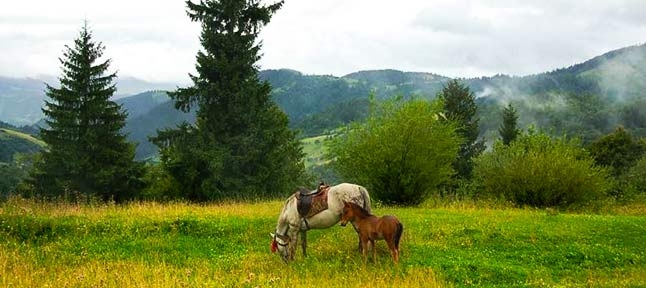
top-left (271, 222), bottom-right (290, 253)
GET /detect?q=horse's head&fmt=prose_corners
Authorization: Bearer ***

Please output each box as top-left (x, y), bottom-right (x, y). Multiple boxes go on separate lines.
top-left (270, 232), bottom-right (291, 263)
top-left (339, 201), bottom-right (354, 227)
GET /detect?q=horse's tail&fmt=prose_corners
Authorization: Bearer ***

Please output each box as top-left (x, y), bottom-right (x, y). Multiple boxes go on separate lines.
top-left (394, 222), bottom-right (403, 249)
top-left (360, 186), bottom-right (372, 214)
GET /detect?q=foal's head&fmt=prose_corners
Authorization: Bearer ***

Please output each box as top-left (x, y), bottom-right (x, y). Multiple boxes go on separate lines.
top-left (340, 201), bottom-right (365, 226)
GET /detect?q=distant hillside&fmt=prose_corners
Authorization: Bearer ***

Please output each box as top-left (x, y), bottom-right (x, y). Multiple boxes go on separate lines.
top-left (116, 90), bottom-right (171, 119)
top-left (0, 77), bottom-right (180, 126)
top-left (0, 124), bottom-right (44, 162)
top-left (2, 43), bottom-right (645, 160)
top-left (123, 100), bottom-right (195, 160)
top-left (0, 77), bottom-right (45, 126)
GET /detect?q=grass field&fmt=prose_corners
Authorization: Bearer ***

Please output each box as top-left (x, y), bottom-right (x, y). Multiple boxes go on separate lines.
top-left (301, 134), bottom-right (332, 168)
top-left (1, 198), bottom-right (646, 287)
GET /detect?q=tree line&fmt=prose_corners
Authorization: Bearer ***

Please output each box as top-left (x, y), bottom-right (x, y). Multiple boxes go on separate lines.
top-left (3, 0), bottom-right (645, 208)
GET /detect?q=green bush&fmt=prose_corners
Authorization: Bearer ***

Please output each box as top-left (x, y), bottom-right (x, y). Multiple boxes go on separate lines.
top-left (328, 97), bottom-right (460, 205)
top-left (473, 130), bottom-right (611, 208)
top-left (140, 164), bottom-right (183, 201)
top-left (617, 155), bottom-right (646, 200)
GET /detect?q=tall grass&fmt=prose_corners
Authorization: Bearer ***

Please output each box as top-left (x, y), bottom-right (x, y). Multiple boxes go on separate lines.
top-left (2, 197), bottom-right (645, 287)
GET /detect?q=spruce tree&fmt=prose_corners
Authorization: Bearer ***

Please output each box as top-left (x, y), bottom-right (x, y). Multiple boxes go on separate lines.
top-left (31, 23), bottom-right (143, 202)
top-left (438, 79), bottom-right (485, 179)
top-left (499, 103), bottom-right (521, 145)
top-left (153, 0), bottom-right (304, 201)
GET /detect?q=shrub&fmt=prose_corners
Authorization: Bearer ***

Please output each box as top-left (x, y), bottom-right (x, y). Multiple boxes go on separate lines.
top-left (617, 155), bottom-right (646, 200)
top-left (328, 97), bottom-right (460, 205)
top-left (473, 130), bottom-right (611, 208)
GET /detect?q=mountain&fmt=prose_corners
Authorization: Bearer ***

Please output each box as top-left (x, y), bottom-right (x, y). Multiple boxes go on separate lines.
top-left (123, 100), bottom-right (195, 160)
top-left (0, 76), bottom-right (181, 126)
top-left (0, 77), bottom-right (46, 126)
top-left (116, 90), bottom-right (171, 119)
top-left (2, 43), bottom-right (645, 160)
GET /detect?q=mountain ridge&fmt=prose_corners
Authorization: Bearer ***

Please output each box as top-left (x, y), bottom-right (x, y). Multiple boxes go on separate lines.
top-left (1, 43), bottom-right (645, 159)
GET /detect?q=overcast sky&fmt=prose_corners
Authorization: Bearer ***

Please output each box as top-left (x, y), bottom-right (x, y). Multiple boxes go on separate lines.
top-left (1, 0), bottom-right (645, 84)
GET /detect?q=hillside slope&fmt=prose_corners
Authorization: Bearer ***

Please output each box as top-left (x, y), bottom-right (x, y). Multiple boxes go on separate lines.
top-left (0, 127), bottom-right (44, 162)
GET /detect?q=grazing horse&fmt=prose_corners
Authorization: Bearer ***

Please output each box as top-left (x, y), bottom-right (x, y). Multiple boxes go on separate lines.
top-left (340, 201), bottom-right (403, 263)
top-left (270, 183), bottom-right (371, 263)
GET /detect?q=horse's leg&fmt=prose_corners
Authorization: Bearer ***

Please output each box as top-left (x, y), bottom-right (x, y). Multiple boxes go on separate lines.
top-left (300, 230), bottom-right (307, 257)
top-left (288, 223), bottom-right (299, 260)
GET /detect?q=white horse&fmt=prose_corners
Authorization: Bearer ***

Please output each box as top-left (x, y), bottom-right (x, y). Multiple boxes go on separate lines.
top-left (270, 183), bottom-right (371, 263)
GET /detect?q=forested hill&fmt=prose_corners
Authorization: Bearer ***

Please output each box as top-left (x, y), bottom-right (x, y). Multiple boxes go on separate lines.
top-left (263, 43), bottom-right (646, 139)
top-left (1, 43), bottom-right (645, 160)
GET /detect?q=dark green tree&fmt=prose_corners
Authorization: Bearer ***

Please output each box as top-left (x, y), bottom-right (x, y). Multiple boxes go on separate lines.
top-left (30, 23), bottom-right (143, 202)
top-left (438, 79), bottom-right (485, 179)
top-left (588, 126), bottom-right (645, 177)
top-left (152, 0), bottom-right (304, 201)
top-left (499, 103), bottom-right (521, 145)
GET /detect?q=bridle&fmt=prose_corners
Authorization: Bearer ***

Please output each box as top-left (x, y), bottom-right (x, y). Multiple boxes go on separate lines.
top-left (271, 225), bottom-right (290, 253)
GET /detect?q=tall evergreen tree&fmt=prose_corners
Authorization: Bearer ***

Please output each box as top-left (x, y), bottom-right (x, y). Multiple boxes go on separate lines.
top-left (152, 0), bottom-right (304, 201)
top-left (499, 103), bottom-right (521, 145)
top-left (438, 79), bottom-right (485, 179)
top-left (30, 23), bottom-right (143, 202)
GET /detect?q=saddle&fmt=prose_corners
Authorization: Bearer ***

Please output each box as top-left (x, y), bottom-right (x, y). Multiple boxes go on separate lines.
top-left (296, 182), bottom-right (330, 218)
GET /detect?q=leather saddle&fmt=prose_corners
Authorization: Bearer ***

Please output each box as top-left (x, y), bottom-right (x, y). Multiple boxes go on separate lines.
top-left (296, 182), bottom-right (330, 218)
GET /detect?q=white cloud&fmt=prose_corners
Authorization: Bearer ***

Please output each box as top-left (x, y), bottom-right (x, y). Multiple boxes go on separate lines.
top-left (1, 0), bottom-right (645, 82)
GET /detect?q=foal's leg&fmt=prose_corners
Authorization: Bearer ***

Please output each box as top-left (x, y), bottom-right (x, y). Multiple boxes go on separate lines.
top-left (386, 238), bottom-right (399, 263)
top-left (351, 223), bottom-right (362, 253)
top-left (360, 237), bottom-right (369, 264)
top-left (371, 239), bottom-right (377, 264)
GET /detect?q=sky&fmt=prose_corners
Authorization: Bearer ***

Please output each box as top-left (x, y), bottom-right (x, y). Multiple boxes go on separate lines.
top-left (1, 0), bottom-right (645, 84)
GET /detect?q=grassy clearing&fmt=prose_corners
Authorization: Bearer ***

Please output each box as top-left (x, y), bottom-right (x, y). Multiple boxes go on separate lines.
top-left (301, 134), bottom-right (332, 168)
top-left (1, 198), bottom-right (646, 287)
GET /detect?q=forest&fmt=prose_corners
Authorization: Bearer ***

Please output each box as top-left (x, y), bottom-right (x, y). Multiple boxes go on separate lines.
top-left (1, 1), bottom-right (646, 287)
top-left (0, 0), bottom-right (643, 208)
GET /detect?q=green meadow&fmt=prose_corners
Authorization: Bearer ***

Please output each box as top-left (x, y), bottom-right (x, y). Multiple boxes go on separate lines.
top-left (1, 198), bottom-right (646, 287)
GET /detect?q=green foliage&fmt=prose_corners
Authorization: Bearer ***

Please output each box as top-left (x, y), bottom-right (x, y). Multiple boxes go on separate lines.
top-left (438, 79), bottom-right (485, 179)
top-left (588, 126), bottom-right (645, 177)
top-left (328, 97), bottom-right (460, 205)
top-left (552, 93), bottom-right (613, 144)
top-left (499, 103), bottom-right (521, 145)
top-left (29, 23), bottom-right (144, 203)
top-left (474, 130), bottom-right (611, 208)
top-left (616, 155), bottom-right (646, 199)
top-left (0, 163), bottom-right (25, 198)
top-left (152, 0), bottom-right (305, 201)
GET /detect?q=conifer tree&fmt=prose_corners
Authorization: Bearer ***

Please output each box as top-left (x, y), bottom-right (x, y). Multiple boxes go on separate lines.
top-left (499, 103), bottom-right (521, 145)
top-left (153, 0), bottom-right (304, 201)
top-left (438, 79), bottom-right (485, 179)
top-left (31, 23), bottom-right (143, 202)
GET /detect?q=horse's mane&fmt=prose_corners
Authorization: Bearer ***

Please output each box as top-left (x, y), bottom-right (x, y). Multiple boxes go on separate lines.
top-left (349, 201), bottom-right (372, 218)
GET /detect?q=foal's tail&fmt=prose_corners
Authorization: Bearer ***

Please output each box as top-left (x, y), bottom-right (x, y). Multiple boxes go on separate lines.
top-left (394, 222), bottom-right (404, 249)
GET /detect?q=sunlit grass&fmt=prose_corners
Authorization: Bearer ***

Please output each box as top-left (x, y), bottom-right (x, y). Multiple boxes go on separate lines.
top-left (1, 197), bottom-right (645, 287)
